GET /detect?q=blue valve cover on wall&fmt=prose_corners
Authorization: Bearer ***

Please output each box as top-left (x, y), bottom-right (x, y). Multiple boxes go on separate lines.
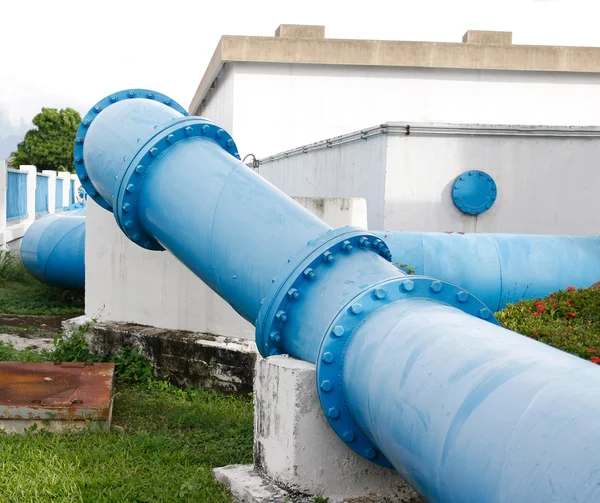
top-left (452, 170), bottom-right (497, 215)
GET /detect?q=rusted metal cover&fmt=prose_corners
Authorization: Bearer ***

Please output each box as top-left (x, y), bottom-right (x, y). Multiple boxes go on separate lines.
top-left (0, 362), bottom-right (114, 432)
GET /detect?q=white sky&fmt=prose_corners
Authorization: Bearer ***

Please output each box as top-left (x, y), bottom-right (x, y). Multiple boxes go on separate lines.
top-left (0, 0), bottom-right (598, 154)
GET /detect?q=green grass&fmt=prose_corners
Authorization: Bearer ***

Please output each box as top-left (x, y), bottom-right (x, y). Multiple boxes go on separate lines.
top-left (0, 341), bottom-right (52, 362)
top-left (0, 337), bottom-right (254, 503)
top-left (0, 251), bottom-right (84, 315)
top-left (0, 383), bottom-right (253, 503)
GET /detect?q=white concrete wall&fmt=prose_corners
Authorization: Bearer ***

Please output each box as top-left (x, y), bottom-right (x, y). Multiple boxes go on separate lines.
top-left (85, 196), bottom-right (368, 337)
top-left (209, 62), bottom-right (600, 159)
top-left (257, 129), bottom-right (600, 235)
top-left (200, 64), bottom-right (235, 134)
top-left (258, 135), bottom-right (387, 230)
top-left (85, 199), bottom-right (255, 339)
top-left (384, 133), bottom-right (600, 234)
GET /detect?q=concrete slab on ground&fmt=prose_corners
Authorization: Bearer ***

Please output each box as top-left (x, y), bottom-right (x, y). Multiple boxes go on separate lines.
top-left (0, 333), bottom-right (54, 351)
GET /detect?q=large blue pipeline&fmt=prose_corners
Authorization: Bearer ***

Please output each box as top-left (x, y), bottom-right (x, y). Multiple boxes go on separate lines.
top-left (376, 231), bottom-right (600, 311)
top-left (22, 212), bottom-right (600, 310)
top-left (20, 203), bottom-right (86, 290)
top-left (75, 89), bottom-right (600, 503)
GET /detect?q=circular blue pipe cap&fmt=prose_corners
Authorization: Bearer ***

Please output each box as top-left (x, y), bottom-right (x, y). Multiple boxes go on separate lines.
top-left (452, 170), bottom-right (497, 215)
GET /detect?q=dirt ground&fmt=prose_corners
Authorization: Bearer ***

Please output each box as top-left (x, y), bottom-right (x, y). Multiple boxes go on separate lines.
top-left (0, 313), bottom-right (70, 337)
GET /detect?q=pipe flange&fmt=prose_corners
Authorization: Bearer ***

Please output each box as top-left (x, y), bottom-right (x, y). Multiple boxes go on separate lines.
top-left (316, 276), bottom-right (499, 467)
top-left (74, 89), bottom-right (188, 211)
top-left (255, 228), bottom-right (392, 358)
top-left (452, 170), bottom-right (497, 215)
top-left (114, 117), bottom-right (240, 250)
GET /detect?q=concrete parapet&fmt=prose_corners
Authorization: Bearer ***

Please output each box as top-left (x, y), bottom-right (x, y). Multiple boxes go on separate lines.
top-left (62, 316), bottom-right (257, 394)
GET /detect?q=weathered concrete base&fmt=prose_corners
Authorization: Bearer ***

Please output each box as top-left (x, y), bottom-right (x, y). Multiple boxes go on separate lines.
top-left (213, 465), bottom-right (301, 503)
top-left (215, 355), bottom-right (421, 503)
top-left (63, 316), bottom-right (257, 394)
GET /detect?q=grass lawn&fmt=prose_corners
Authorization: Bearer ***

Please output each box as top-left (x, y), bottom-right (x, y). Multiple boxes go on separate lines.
top-left (0, 251), bottom-right (84, 316)
top-left (0, 252), bottom-right (255, 502)
top-left (0, 346), bottom-right (253, 503)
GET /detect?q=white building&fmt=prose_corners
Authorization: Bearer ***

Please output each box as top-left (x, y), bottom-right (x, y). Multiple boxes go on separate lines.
top-left (190, 25), bottom-right (600, 159)
top-left (256, 123), bottom-right (600, 234)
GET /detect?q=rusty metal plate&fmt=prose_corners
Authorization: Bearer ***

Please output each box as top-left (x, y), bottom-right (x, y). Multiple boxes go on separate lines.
top-left (0, 362), bottom-right (115, 422)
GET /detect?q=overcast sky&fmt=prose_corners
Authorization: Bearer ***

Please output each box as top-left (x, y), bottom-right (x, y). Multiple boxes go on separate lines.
top-left (0, 0), bottom-right (598, 156)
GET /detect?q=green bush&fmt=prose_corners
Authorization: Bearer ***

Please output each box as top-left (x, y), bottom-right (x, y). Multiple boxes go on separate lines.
top-left (0, 326), bottom-right (154, 385)
top-left (496, 286), bottom-right (600, 363)
top-left (52, 327), bottom-right (154, 384)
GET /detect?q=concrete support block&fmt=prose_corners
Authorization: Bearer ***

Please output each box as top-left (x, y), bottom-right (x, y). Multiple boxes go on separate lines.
top-left (57, 172), bottom-right (70, 208)
top-left (41, 170), bottom-right (56, 214)
top-left (251, 355), bottom-right (420, 502)
top-left (462, 30), bottom-right (512, 45)
top-left (275, 24), bottom-right (325, 39)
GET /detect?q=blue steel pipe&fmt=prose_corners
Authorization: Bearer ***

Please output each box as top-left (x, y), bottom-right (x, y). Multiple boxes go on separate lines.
top-left (76, 90), bottom-right (600, 502)
top-left (376, 231), bottom-right (600, 311)
top-left (20, 204), bottom-right (86, 290)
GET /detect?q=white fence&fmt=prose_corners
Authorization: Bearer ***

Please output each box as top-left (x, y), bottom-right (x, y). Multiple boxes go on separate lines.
top-left (0, 160), bottom-right (82, 250)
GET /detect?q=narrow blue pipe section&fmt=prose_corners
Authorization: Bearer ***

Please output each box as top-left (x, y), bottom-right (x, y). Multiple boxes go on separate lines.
top-left (76, 90), bottom-right (600, 502)
top-left (343, 299), bottom-right (600, 503)
top-left (376, 231), bottom-right (600, 311)
top-left (138, 138), bottom-right (333, 322)
top-left (21, 207), bottom-right (86, 290)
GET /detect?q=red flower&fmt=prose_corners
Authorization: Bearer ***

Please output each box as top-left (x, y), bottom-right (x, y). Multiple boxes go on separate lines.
top-left (532, 312), bottom-right (539, 317)
top-left (567, 286), bottom-right (576, 292)
top-left (586, 348), bottom-right (597, 354)
top-left (566, 312), bottom-right (576, 320)
top-left (591, 356), bottom-right (600, 364)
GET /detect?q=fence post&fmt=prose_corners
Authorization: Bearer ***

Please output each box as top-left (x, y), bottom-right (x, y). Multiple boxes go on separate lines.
top-left (0, 160), bottom-right (6, 250)
top-left (57, 171), bottom-right (70, 209)
top-left (42, 170), bottom-right (57, 215)
top-left (20, 165), bottom-right (37, 225)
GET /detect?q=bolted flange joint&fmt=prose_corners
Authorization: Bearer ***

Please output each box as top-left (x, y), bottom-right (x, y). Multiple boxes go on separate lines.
top-left (255, 228), bottom-right (394, 359)
top-left (315, 276), bottom-right (499, 467)
top-left (74, 89), bottom-right (189, 212)
top-left (112, 117), bottom-right (240, 250)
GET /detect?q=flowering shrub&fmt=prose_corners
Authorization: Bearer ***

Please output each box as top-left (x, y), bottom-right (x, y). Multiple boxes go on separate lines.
top-left (495, 286), bottom-right (600, 365)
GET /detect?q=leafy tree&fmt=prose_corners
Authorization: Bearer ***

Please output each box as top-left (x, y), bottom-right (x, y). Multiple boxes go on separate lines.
top-left (9, 107), bottom-right (81, 172)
